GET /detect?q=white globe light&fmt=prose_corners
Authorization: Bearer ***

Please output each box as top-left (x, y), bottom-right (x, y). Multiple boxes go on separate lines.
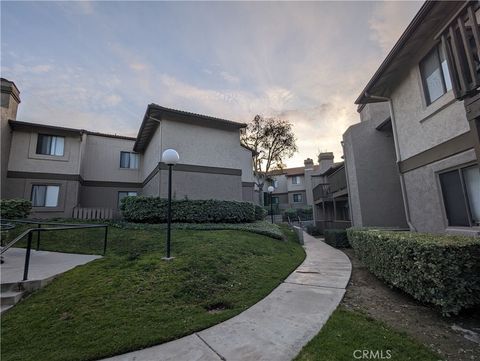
top-left (162, 149), bottom-right (180, 165)
top-left (267, 186), bottom-right (275, 193)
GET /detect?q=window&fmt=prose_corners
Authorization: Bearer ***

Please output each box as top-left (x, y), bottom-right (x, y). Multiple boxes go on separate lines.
top-left (292, 176), bottom-right (301, 185)
top-left (118, 191), bottom-right (138, 207)
top-left (273, 180), bottom-right (279, 188)
top-left (420, 44), bottom-right (452, 105)
top-left (439, 165), bottom-right (480, 227)
top-left (272, 196), bottom-right (279, 205)
top-left (120, 152), bottom-right (139, 169)
top-left (36, 134), bottom-right (65, 156)
top-left (293, 193), bottom-right (303, 203)
top-left (31, 185), bottom-right (60, 207)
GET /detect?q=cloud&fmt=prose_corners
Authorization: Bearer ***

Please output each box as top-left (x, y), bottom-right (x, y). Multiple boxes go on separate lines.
top-left (220, 71), bottom-right (240, 84)
top-left (369, 1), bottom-right (422, 55)
top-left (129, 63), bottom-right (147, 71)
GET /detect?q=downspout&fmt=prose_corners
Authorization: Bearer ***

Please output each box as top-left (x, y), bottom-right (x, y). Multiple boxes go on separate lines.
top-left (365, 93), bottom-right (416, 231)
top-left (340, 140), bottom-right (354, 224)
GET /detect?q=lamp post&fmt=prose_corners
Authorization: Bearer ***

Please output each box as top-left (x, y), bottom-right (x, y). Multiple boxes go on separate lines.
top-left (161, 149), bottom-right (179, 260)
top-left (268, 185), bottom-right (275, 224)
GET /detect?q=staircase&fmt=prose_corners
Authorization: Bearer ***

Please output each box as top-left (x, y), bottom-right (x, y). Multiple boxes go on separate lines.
top-left (1, 281), bottom-right (26, 314)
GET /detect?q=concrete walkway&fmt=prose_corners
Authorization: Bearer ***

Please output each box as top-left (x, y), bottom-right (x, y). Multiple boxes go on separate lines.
top-left (103, 232), bottom-right (351, 361)
top-left (1, 248), bottom-right (102, 284)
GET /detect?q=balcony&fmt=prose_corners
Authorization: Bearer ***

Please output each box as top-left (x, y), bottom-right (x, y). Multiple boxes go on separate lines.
top-left (436, 2), bottom-right (480, 100)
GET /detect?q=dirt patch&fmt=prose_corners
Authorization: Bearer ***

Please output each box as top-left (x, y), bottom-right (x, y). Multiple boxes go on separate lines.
top-left (204, 302), bottom-right (232, 314)
top-left (341, 248), bottom-right (480, 361)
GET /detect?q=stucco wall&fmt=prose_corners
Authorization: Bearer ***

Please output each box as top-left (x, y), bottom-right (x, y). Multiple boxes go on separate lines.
top-left (79, 185), bottom-right (142, 210)
top-left (81, 135), bottom-right (140, 182)
top-left (141, 125), bottom-right (161, 181)
top-left (343, 119), bottom-right (407, 228)
top-left (158, 169), bottom-right (242, 201)
top-left (359, 102), bottom-right (390, 125)
top-left (286, 175), bottom-right (305, 192)
top-left (288, 190), bottom-right (308, 208)
top-left (6, 177), bottom-right (80, 218)
top-left (389, 44), bottom-right (468, 161)
top-left (403, 149), bottom-right (477, 233)
top-left (8, 130), bottom-right (82, 175)
top-left (242, 183), bottom-right (255, 203)
top-left (160, 118), bottom-right (252, 181)
top-left (1, 90), bottom-right (19, 198)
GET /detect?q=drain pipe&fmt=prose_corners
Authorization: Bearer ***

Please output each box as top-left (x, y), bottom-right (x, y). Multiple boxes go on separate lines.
top-left (340, 140), bottom-right (354, 224)
top-left (364, 93), bottom-right (416, 232)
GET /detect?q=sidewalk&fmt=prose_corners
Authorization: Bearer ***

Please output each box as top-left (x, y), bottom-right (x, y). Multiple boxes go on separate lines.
top-left (103, 232), bottom-right (352, 361)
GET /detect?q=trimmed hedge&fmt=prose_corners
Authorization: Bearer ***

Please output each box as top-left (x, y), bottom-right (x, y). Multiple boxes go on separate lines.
top-left (348, 229), bottom-right (480, 315)
top-left (283, 207), bottom-right (313, 222)
top-left (121, 197), bottom-right (256, 223)
top-left (306, 224), bottom-right (323, 237)
top-left (254, 205), bottom-right (267, 220)
top-left (324, 229), bottom-right (349, 248)
top-left (0, 199), bottom-right (31, 219)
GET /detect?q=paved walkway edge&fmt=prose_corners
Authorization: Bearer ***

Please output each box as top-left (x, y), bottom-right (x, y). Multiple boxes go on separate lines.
top-left (102, 231), bottom-right (352, 361)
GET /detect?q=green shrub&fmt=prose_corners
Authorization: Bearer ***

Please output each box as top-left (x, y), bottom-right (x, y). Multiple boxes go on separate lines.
top-left (0, 199), bottom-right (31, 219)
top-left (347, 229), bottom-right (480, 315)
top-left (306, 224), bottom-right (323, 237)
top-left (121, 197), bottom-right (256, 224)
top-left (254, 204), bottom-right (267, 220)
top-left (324, 229), bottom-right (349, 248)
top-left (283, 207), bottom-right (313, 221)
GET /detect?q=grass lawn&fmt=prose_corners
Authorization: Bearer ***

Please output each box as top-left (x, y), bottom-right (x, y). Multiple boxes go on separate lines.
top-left (1, 224), bottom-right (304, 361)
top-left (294, 307), bottom-right (442, 361)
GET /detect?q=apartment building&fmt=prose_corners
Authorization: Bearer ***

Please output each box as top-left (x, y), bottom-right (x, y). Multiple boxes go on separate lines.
top-left (0, 78), bottom-right (255, 219)
top-left (344, 1), bottom-right (480, 235)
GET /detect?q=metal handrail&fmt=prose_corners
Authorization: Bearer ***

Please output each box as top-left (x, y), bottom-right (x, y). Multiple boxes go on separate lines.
top-left (0, 220), bottom-right (108, 281)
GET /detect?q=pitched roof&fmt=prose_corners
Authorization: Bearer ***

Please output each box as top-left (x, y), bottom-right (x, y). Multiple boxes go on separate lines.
top-left (319, 162), bottom-right (344, 176)
top-left (133, 104), bottom-right (247, 152)
top-left (8, 120), bottom-right (136, 141)
top-left (355, 1), bottom-right (463, 106)
top-left (267, 164), bottom-right (320, 177)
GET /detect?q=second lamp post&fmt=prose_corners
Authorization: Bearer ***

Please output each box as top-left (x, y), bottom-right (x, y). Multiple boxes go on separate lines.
top-left (161, 148), bottom-right (179, 260)
top-left (268, 185), bottom-right (275, 223)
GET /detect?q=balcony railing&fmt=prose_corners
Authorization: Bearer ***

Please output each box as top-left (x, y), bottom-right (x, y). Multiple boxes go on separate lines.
top-left (328, 167), bottom-right (347, 194)
top-left (313, 183), bottom-right (330, 201)
top-left (436, 2), bottom-right (480, 99)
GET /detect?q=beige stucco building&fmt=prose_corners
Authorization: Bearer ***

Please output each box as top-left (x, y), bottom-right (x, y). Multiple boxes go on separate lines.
top-left (344, 1), bottom-right (480, 236)
top-left (0, 79), bottom-right (255, 219)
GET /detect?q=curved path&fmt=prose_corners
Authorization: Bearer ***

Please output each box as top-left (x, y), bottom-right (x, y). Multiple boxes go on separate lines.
top-left (103, 231), bottom-right (352, 361)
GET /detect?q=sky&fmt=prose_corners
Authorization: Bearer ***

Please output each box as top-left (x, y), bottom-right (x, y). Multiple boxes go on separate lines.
top-left (1, 0), bottom-right (422, 167)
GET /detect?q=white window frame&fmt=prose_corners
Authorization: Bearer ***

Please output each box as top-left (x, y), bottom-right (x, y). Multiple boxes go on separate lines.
top-left (31, 185), bottom-right (60, 207)
top-left (120, 152), bottom-right (140, 169)
top-left (118, 191), bottom-right (138, 207)
top-left (293, 193), bottom-right (303, 203)
top-left (419, 44), bottom-right (452, 106)
top-left (292, 176), bottom-right (301, 185)
top-left (36, 134), bottom-right (65, 156)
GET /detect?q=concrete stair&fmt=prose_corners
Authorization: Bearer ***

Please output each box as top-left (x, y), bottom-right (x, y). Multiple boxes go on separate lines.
top-left (1, 282), bottom-right (26, 314)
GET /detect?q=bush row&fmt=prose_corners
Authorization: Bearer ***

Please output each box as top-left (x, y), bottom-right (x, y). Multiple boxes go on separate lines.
top-left (112, 221), bottom-right (284, 240)
top-left (283, 207), bottom-right (313, 221)
top-left (347, 229), bottom-right (480, 315)
top-left (0, 199), bottom-right (31, 219)
top-left (121, 197), bottom-right (262, 223)
top-left (324, 229), bottom-right (350, 248)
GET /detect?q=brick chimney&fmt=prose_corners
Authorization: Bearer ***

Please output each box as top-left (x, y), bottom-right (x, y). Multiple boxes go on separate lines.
top-left (1, 78), bottom-right (21, 198)
top-left (318, 152), bottom-right (334, 172)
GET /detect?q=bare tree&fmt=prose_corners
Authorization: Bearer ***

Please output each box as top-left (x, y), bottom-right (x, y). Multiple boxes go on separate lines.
top-left (241, 115), bottom-right (297, 204)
